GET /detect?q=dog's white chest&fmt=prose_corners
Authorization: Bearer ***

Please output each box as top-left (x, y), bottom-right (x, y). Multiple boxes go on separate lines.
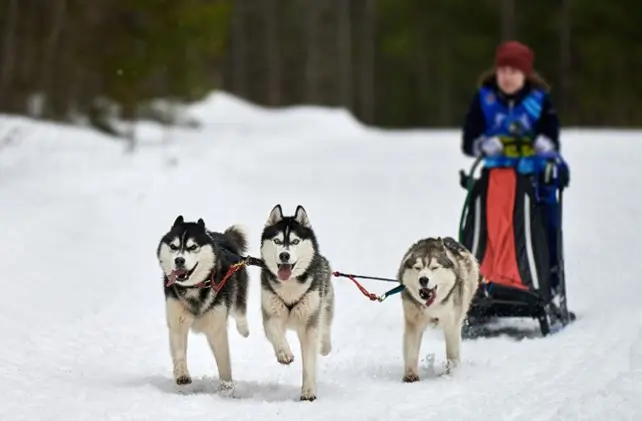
top-left (420, 304), bottom-right (453, 327)
top-left (286, 290), bottom-right (321, 327)
top-left (178, 288), bottom-right (215, 315)
top-left (263, 278), bottom-right (321, 327)
top-left (276, 281), bottom-right (307, 305)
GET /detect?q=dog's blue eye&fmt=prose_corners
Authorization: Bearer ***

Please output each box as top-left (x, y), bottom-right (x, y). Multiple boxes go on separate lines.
top-left (274, 239), bottom-right (282, 244)
top-left (291, 239), bottom-right (300, 245)
top-left (170, 244), bottom-right (179, 250)
top-left (188, 246), bottom-right (198, 251)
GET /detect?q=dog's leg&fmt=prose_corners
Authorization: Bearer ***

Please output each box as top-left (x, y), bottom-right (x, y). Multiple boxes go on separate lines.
top-left (402, 317), bottom-right (424, 382)
top-left (443, 320), bottom-right (462, 372)
top-left (166, 299), bottom-right (194, 385)
top-left (320, 288), bottom-right (334, 356)
top-left (232, 307), bottom-right (250, 338)
top-left (261, 301), bottom-right (294, 364)
top-left (298, 322), bottom-right (320, 401)
top-left (232, 270), bottom-right (250, 338)
top-left (234, 312), bottom-right (250, 338)
top-left (202, 307), bottom-right (234, 389)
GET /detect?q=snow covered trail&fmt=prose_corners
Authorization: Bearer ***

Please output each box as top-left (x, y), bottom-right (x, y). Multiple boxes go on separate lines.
top-left (0, 98), bottom-right (641, 421)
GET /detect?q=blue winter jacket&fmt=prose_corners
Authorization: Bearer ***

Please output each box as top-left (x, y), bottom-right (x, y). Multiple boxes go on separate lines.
top-left (461, 74), bottom-right (561, 176)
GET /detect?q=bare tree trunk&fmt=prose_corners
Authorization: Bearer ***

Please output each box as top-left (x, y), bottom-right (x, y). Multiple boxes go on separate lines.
top-left (500, 0), bottom-right (516, 40)
top-left (265, 0), bottom-right (281, 106)
top-left (438, 31), bottom-right (452, 125)
top-left (0, 0), bottom-right (22, 112)
top-left (337, 0), bottom-right (352, 110)
top-left (1, 0), bottom-right (19, 90)
top-left (231, 0), bottom-right (247, 98)
top-left (22, 1), bottom-right (41, 116)
top-left (41, 0), bottom-right (68, 119)
top-left (559, 0), bottom-right (572, 125)
top-left (360, 0), bottom-right (375, 124)
top-left (305, 0), bottom-right (320, 102)
top-left (415, 21), bottom-right (430, 125)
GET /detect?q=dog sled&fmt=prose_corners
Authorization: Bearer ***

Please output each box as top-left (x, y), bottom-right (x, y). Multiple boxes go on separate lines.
top-left (458, 151), bottom-right (575, 338)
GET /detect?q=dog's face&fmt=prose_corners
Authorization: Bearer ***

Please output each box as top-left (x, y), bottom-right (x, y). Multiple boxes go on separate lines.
top-left (260, 204), bottom-right (317, 281)
top-left (157, 215), bottom-right (216, 287)
top-left (399, 238), bottom-right (457, 307)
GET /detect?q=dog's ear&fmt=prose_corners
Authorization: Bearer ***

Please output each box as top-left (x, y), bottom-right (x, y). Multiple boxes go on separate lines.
top-left (266, 204), bottom-right (284, 226)
top-left (294, 205), bottom-right (311, 227)
top-left (197, 218), bottom-right (206, 229)
top-left (173, 215), bottom-right (184, 227)
top-left (403, 257), bottom-right (414, 269)
top-left (402, 250), bottom-right (417, 270)
top-left (436, 254), bottom-right (455, 269)
top-left (437, 236), bottom-right (464, 269)
top-left (442, 236), bottom-right (466, 257)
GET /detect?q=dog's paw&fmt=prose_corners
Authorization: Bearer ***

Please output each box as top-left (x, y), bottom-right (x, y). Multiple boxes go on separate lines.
top-left (402, 372), bottom-right (420, 383)
top-left (235, 315), bottom-right (250, 338)
top-left (175, 375), bottom-right (192, 385)
top-left (276, 349), bottom-right (294, 364)
top-left (443, 358), bottom-right (459, 375)
top-left (300, 387), bottom-right (317, 402)
top-left (236, 322), bottom-right (250, 338)
top-left (218, 380), bottom-right (235, 397)
top-left (276, 349), bottom-right (295, 365)
top-left (174, 361), bottom-right (191, 385)
top-left (320, 339), bottom-right (332, 356)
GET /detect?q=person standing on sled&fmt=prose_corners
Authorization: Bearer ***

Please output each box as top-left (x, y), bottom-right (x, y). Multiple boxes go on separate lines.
top-left (460, 40), bottom-right (569, 294)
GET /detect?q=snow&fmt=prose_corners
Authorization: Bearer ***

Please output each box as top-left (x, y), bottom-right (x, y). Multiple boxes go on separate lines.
top-left (1, 93), bottom-right (641, 421)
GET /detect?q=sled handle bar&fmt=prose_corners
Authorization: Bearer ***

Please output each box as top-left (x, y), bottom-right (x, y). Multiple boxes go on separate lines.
top-left (457, 156), bottom-right (484, 242)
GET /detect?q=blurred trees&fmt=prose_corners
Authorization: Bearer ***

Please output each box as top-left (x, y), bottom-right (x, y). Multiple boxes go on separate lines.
top-left (0, 0), bottom-right (231, 139)
top-left (0, 0), bottom-right (640, 131)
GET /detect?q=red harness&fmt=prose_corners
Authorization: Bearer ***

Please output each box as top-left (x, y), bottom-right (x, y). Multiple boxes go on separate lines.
top-left (167, 261), bottom-right (247, 294)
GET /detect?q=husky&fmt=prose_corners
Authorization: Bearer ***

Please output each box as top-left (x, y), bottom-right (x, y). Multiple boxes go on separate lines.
top-left (156, 215), bottom-right (250, 391)
top-left (397, 236), bottom-right (480, 382)
top-left (259, 204), bottom-right (334, 401)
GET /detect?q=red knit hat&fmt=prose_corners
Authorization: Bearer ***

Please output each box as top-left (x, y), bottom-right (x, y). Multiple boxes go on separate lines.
top-left (494, 40), bottom-right (534, 75)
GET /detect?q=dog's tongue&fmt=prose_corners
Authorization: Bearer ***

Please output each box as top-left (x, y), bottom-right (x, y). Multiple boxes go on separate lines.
top-left (167, 269), bottom-right (187, 286)
top-left (420, 287), bottom-right (437, 307)
top-left (277, 264), bottom-right (292, 281)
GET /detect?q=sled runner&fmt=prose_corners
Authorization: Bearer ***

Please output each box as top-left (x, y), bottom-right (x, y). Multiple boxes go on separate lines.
top-left (458, 153), bottom-right (575, 338)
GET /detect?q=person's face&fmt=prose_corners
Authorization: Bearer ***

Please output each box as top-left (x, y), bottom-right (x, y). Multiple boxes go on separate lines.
top-left (496, 66), bottom-right (525, 95)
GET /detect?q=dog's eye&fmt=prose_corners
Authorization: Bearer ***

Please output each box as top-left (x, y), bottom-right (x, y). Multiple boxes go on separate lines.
top-left (169, 244), bottom-right (179, 250)
top-left (273, 238), bottom-right (282, 245)
top-left (188, 245), bottom-right (198, 252)
top-left (291, 239), bottom-right (300, 245)
top-left (429, 266), bottom-right (440, 271)
top-left (412, 266), bottom-right (421, 271)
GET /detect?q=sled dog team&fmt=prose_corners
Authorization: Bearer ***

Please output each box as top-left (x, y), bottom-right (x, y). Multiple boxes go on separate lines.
top-left (156, 204), bottom-right (481, 401)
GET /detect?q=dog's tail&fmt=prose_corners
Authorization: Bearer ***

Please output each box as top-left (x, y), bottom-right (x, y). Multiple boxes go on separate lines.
top-left (223, 224), bottom-right (248, 254)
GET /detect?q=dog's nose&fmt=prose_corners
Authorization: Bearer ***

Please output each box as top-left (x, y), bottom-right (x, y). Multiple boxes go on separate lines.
top-left (419, 276), bottom-right (429, 287)
top-left (279, 252), bottom-right (290, 262)
top-left (174, 257), bottom-right (185, 266)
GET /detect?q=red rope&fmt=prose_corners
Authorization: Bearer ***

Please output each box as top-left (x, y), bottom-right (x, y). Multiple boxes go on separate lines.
top-left (195, 262), bottom-right (245, 292)
top-left (332, 271), bottom-right (378, 301)
top-left (213, 264), bottom-right (242, 293)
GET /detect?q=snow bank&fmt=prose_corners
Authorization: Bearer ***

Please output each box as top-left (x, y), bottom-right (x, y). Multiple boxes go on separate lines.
top-left (187, 90), bottom-right (366, 136)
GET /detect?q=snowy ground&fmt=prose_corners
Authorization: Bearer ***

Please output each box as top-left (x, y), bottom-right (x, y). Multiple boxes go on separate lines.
top-left (1, 93), bottom-right (641, 421)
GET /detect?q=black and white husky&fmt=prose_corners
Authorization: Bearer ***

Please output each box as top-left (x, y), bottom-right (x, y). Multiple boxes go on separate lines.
top-left (259, 204), bottom-right (335, 401)
top-left (156, 215), bottom-right (250, 391)
top-left (397, 237), bottom-right (480, 381)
